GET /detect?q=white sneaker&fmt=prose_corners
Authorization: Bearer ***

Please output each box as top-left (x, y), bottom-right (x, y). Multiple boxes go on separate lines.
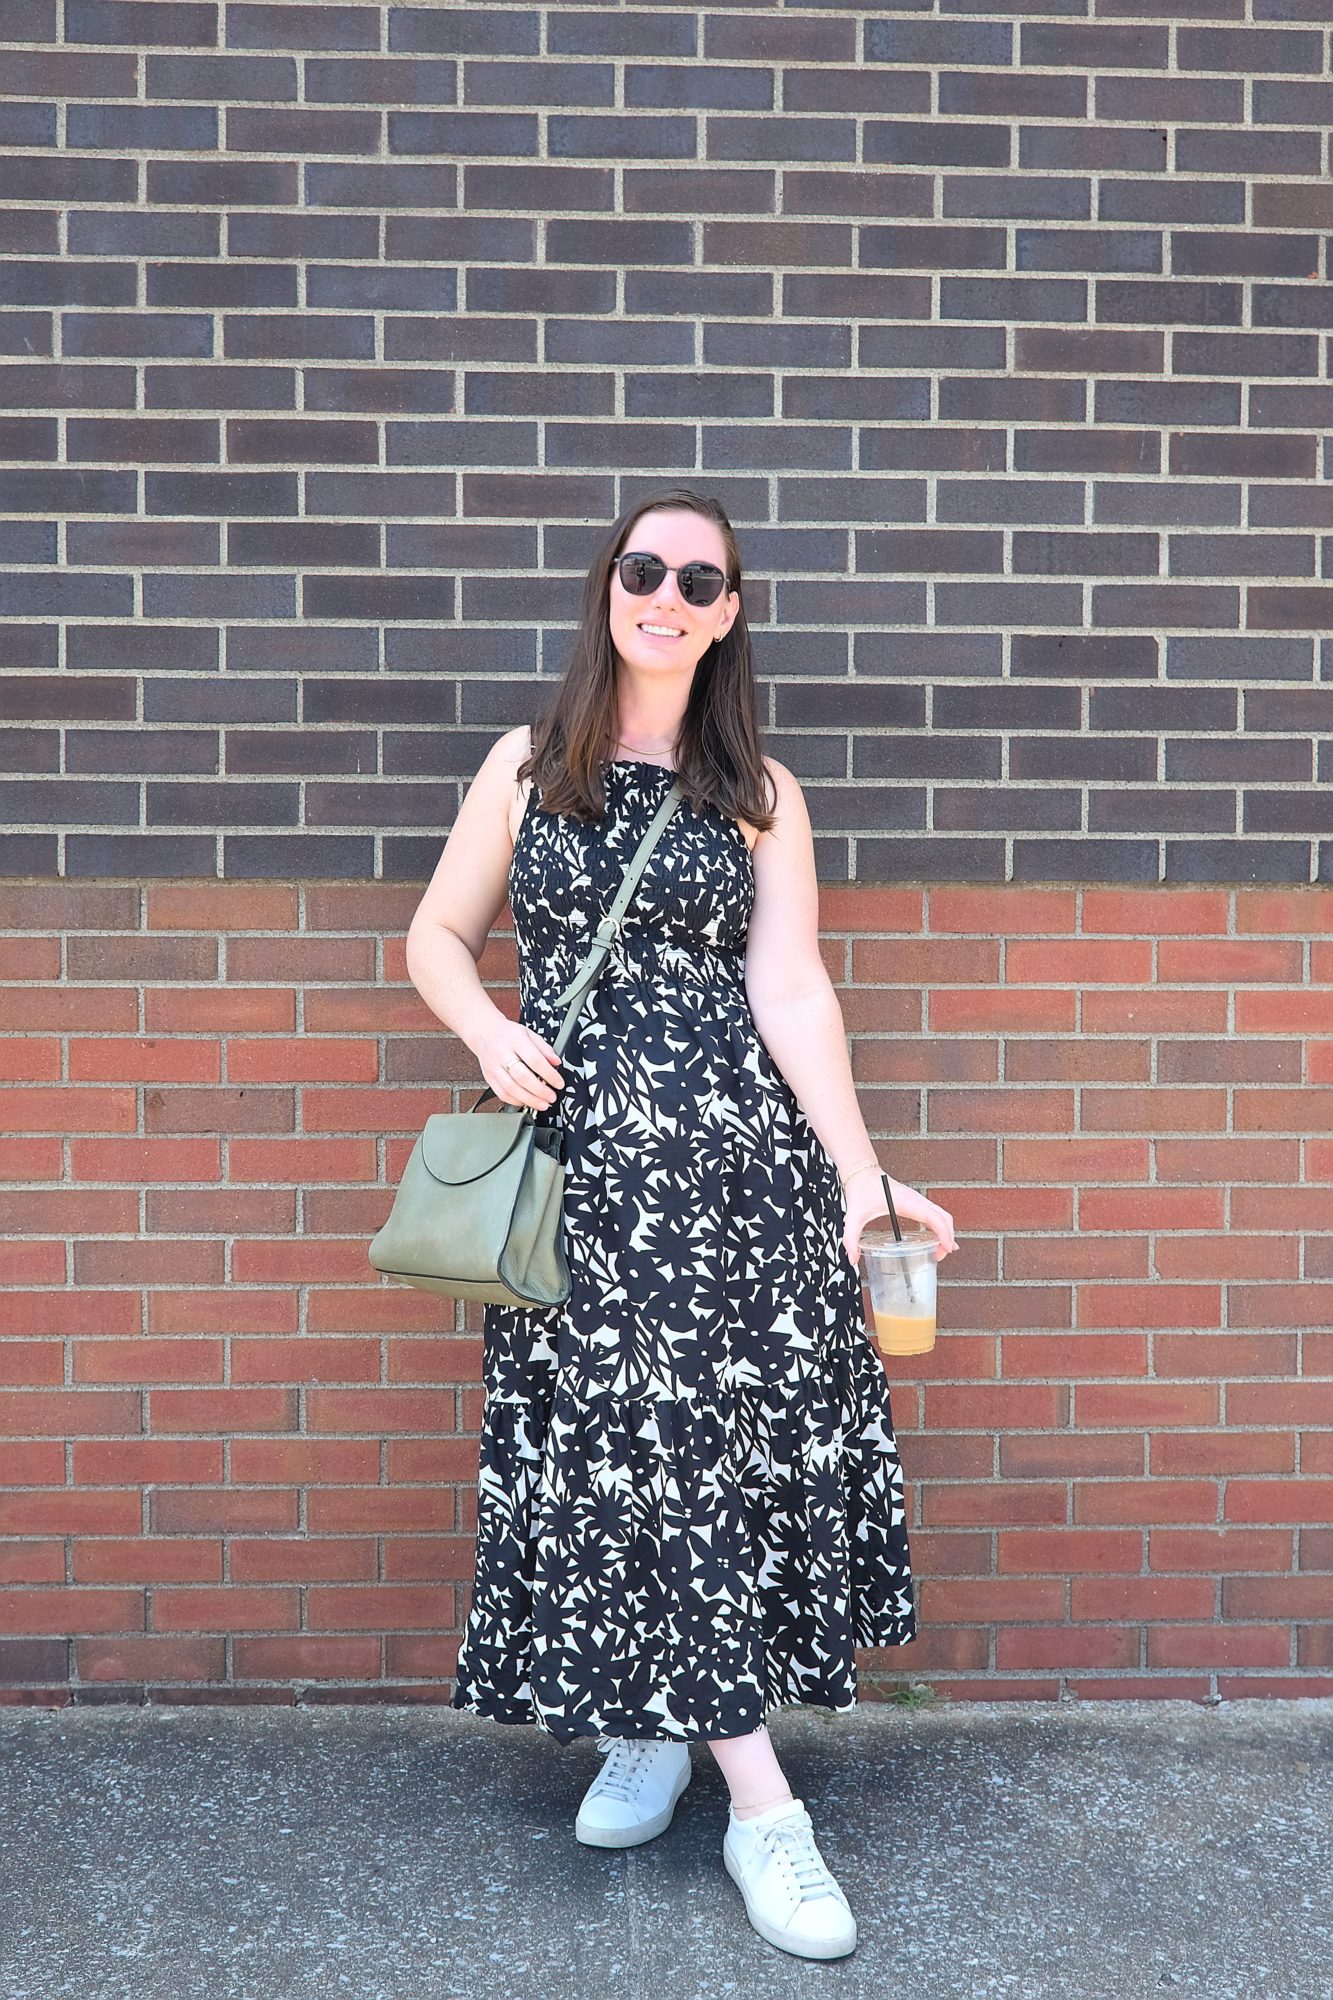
top-left (723, 1796), bottom-right (858, 1959)
top-left (574, 1733), bottom-right (693, 1848)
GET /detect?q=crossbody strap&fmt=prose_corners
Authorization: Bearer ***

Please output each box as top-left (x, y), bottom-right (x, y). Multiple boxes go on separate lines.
top-left (547, 779), bottom-right (684, 1054)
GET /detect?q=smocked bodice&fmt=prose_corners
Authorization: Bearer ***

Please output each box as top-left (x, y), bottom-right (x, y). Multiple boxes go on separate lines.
top-left (509, 760), bottom-right (755, 1015)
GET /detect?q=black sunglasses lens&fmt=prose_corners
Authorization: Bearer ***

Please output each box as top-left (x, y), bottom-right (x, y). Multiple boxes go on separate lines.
top-left (680, 563), bottom-right (725, 604)
top-left (619, 553), bottom-right (666, 595)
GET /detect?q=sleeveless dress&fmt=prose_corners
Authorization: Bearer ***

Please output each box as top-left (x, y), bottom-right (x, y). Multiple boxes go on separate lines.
top-left (449, 758), bottom-right (918, 1745)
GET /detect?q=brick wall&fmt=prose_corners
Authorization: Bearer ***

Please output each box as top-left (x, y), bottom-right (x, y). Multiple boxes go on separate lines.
top-left (1, 4), bottom-right (1330, 1703)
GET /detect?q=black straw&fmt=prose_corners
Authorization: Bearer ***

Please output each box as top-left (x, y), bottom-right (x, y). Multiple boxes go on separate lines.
top-left (881, 1170), bottom-right (903, 1243)
top-left (880, 1171), bottom-right (918, 1306)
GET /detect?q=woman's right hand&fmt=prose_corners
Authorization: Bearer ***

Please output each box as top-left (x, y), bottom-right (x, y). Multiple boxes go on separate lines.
top-left (478, 1019), bottom-right (565, 1110)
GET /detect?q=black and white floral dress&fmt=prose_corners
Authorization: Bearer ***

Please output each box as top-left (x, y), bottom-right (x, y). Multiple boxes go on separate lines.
top-left (449, 758), bottom-right (917, 1745)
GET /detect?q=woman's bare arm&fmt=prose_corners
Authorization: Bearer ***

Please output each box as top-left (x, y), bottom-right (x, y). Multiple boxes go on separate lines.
top-left (404, 726), bottom-right (565, 1110)
top-left (744, 758), bottom-right (956, 1263)
top-left (743, 758), bottom-right (880, 1181)
top-left (404, 728), bottom-right (523, 1048)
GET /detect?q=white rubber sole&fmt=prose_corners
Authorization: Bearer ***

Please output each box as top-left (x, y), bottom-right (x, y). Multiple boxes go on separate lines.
top-left (722, 1837), bottom-right (858, 1960)
top-left (574, 1748), bottom-right (693, 1848)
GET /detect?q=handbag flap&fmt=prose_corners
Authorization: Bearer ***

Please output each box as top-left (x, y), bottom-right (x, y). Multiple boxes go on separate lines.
top-left (419, 1108), bottom-right (530, 1187)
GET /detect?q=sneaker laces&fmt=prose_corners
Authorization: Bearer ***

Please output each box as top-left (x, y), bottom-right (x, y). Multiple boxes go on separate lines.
top-left (592, 1735), bottom-right (655, 1803)
top-left (756, 1810), bottom-right (844, 1905)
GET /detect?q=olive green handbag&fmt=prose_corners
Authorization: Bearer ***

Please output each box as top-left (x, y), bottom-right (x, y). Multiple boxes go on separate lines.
top-left (368, 776), bottom-right (685, 1307)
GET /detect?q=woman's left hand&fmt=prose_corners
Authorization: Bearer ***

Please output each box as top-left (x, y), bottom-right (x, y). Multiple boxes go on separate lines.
top-left (842, 1171), bottom-right (957, 1271)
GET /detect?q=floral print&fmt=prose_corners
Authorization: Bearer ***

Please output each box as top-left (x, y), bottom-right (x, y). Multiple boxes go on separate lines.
top-left (449, 759), bottom-right (917, 1745)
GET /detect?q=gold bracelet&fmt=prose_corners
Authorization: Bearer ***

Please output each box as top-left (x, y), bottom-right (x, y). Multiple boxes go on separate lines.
top-left (838, 1161), bottom-right (882, 1193)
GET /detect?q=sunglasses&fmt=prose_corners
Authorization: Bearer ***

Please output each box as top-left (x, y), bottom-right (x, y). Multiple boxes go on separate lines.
top-left (613, 549), bottom-right (732, 607)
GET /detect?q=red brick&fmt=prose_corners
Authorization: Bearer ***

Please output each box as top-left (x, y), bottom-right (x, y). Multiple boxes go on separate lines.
top-left (147, 884), bottom-right (299, 932)
top-left (73, 1339), bottom-right (224, 1385)
top-left (76, 1638), bottom-right (226, 1681)
top-left (996, 1628), bottom-right (1139, 1670)
top-left (69, 1037), bottom-right (221, 1083)
top-left (1149, 1626), bottom-right (1290, 1668)
top-left (1158, 938), bottom-right (1302, 983)
top-left (234, 1637), bottom-right (383, 1678)
top-left (1225, 1480), bottom-right (1333, 1524)
top-left (6, 1086), bottom-right (137, 1133)
top-left (304, 1586), bottom-right (451, 1631)
top-left (227, 1037), bottom-right (379, 1084)
top-left (1071, 1575), bottom-right (1215, 1620)
top-left (0, 1589), bottom-right (144, 1634)
top-left (929, 887), bottom-right (1076, 934)
top-left (232, 1537), bottom-right (378, 1583)
top-left (1075, 1479), bottom-right (1218, 1525)
top-left (1083, 888), bottom-right (1229, 935)
top-left (1078, 1382), bottom-right (1219, 1426)
top-left (75, 1539), bottom-right (221, 1584)
top-left (150, 1588), bottom-right (299, 1632)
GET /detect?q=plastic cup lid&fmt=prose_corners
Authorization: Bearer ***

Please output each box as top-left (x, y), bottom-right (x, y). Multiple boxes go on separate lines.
top-left (861, 1223), bottom-right (937, 1257)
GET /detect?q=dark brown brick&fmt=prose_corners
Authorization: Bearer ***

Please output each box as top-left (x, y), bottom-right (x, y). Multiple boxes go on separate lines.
top-left (226, 4), bottom-right (380, 53)
top-left (867, 122), bottom-right (1012, 170)
top-left (146, 53), bottom-right (298, 100)
top-left (1095, 76), bottom-right (1242, 124)
top-left (1021, 23), bottom-right (1169, 68)
top-left (389, 6), bottom-right (536, 57)
top-left (3, 50), bottom-right (139, 94)
top-left (472, 62), bottom-right (610, 111)
top-left (66, 0), bottom-right (218, 47)
top-left (864, 19), bottom-right (1013, 67)
top-left (66, 103), bottom-right (218, 149)
top-left (1179, 27), bottom-right (1325, 74)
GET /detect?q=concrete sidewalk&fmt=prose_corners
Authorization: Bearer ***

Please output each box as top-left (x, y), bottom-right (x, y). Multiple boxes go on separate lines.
top-left (0, 1695), bottom-right (1328, 2000)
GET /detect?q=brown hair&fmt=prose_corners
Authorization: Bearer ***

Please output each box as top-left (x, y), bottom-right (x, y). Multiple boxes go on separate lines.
top-left (518, 488), bottom-right (777, 832)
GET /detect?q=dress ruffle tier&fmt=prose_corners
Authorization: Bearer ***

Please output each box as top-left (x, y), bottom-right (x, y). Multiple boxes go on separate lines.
top-left (451, 1356), bottom-right (916, 1743)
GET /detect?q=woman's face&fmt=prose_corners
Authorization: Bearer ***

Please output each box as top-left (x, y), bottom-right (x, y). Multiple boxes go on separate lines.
top-left (607, 508), bottom-right (739, 682)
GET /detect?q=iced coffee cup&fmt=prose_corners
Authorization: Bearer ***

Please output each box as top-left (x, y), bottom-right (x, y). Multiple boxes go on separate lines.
top-left (861, 1223), bottom-right (939, 1357)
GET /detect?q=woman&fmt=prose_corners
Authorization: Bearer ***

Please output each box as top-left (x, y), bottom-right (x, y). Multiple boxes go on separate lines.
top-left (404, 489), bottom-right (956, 1962)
